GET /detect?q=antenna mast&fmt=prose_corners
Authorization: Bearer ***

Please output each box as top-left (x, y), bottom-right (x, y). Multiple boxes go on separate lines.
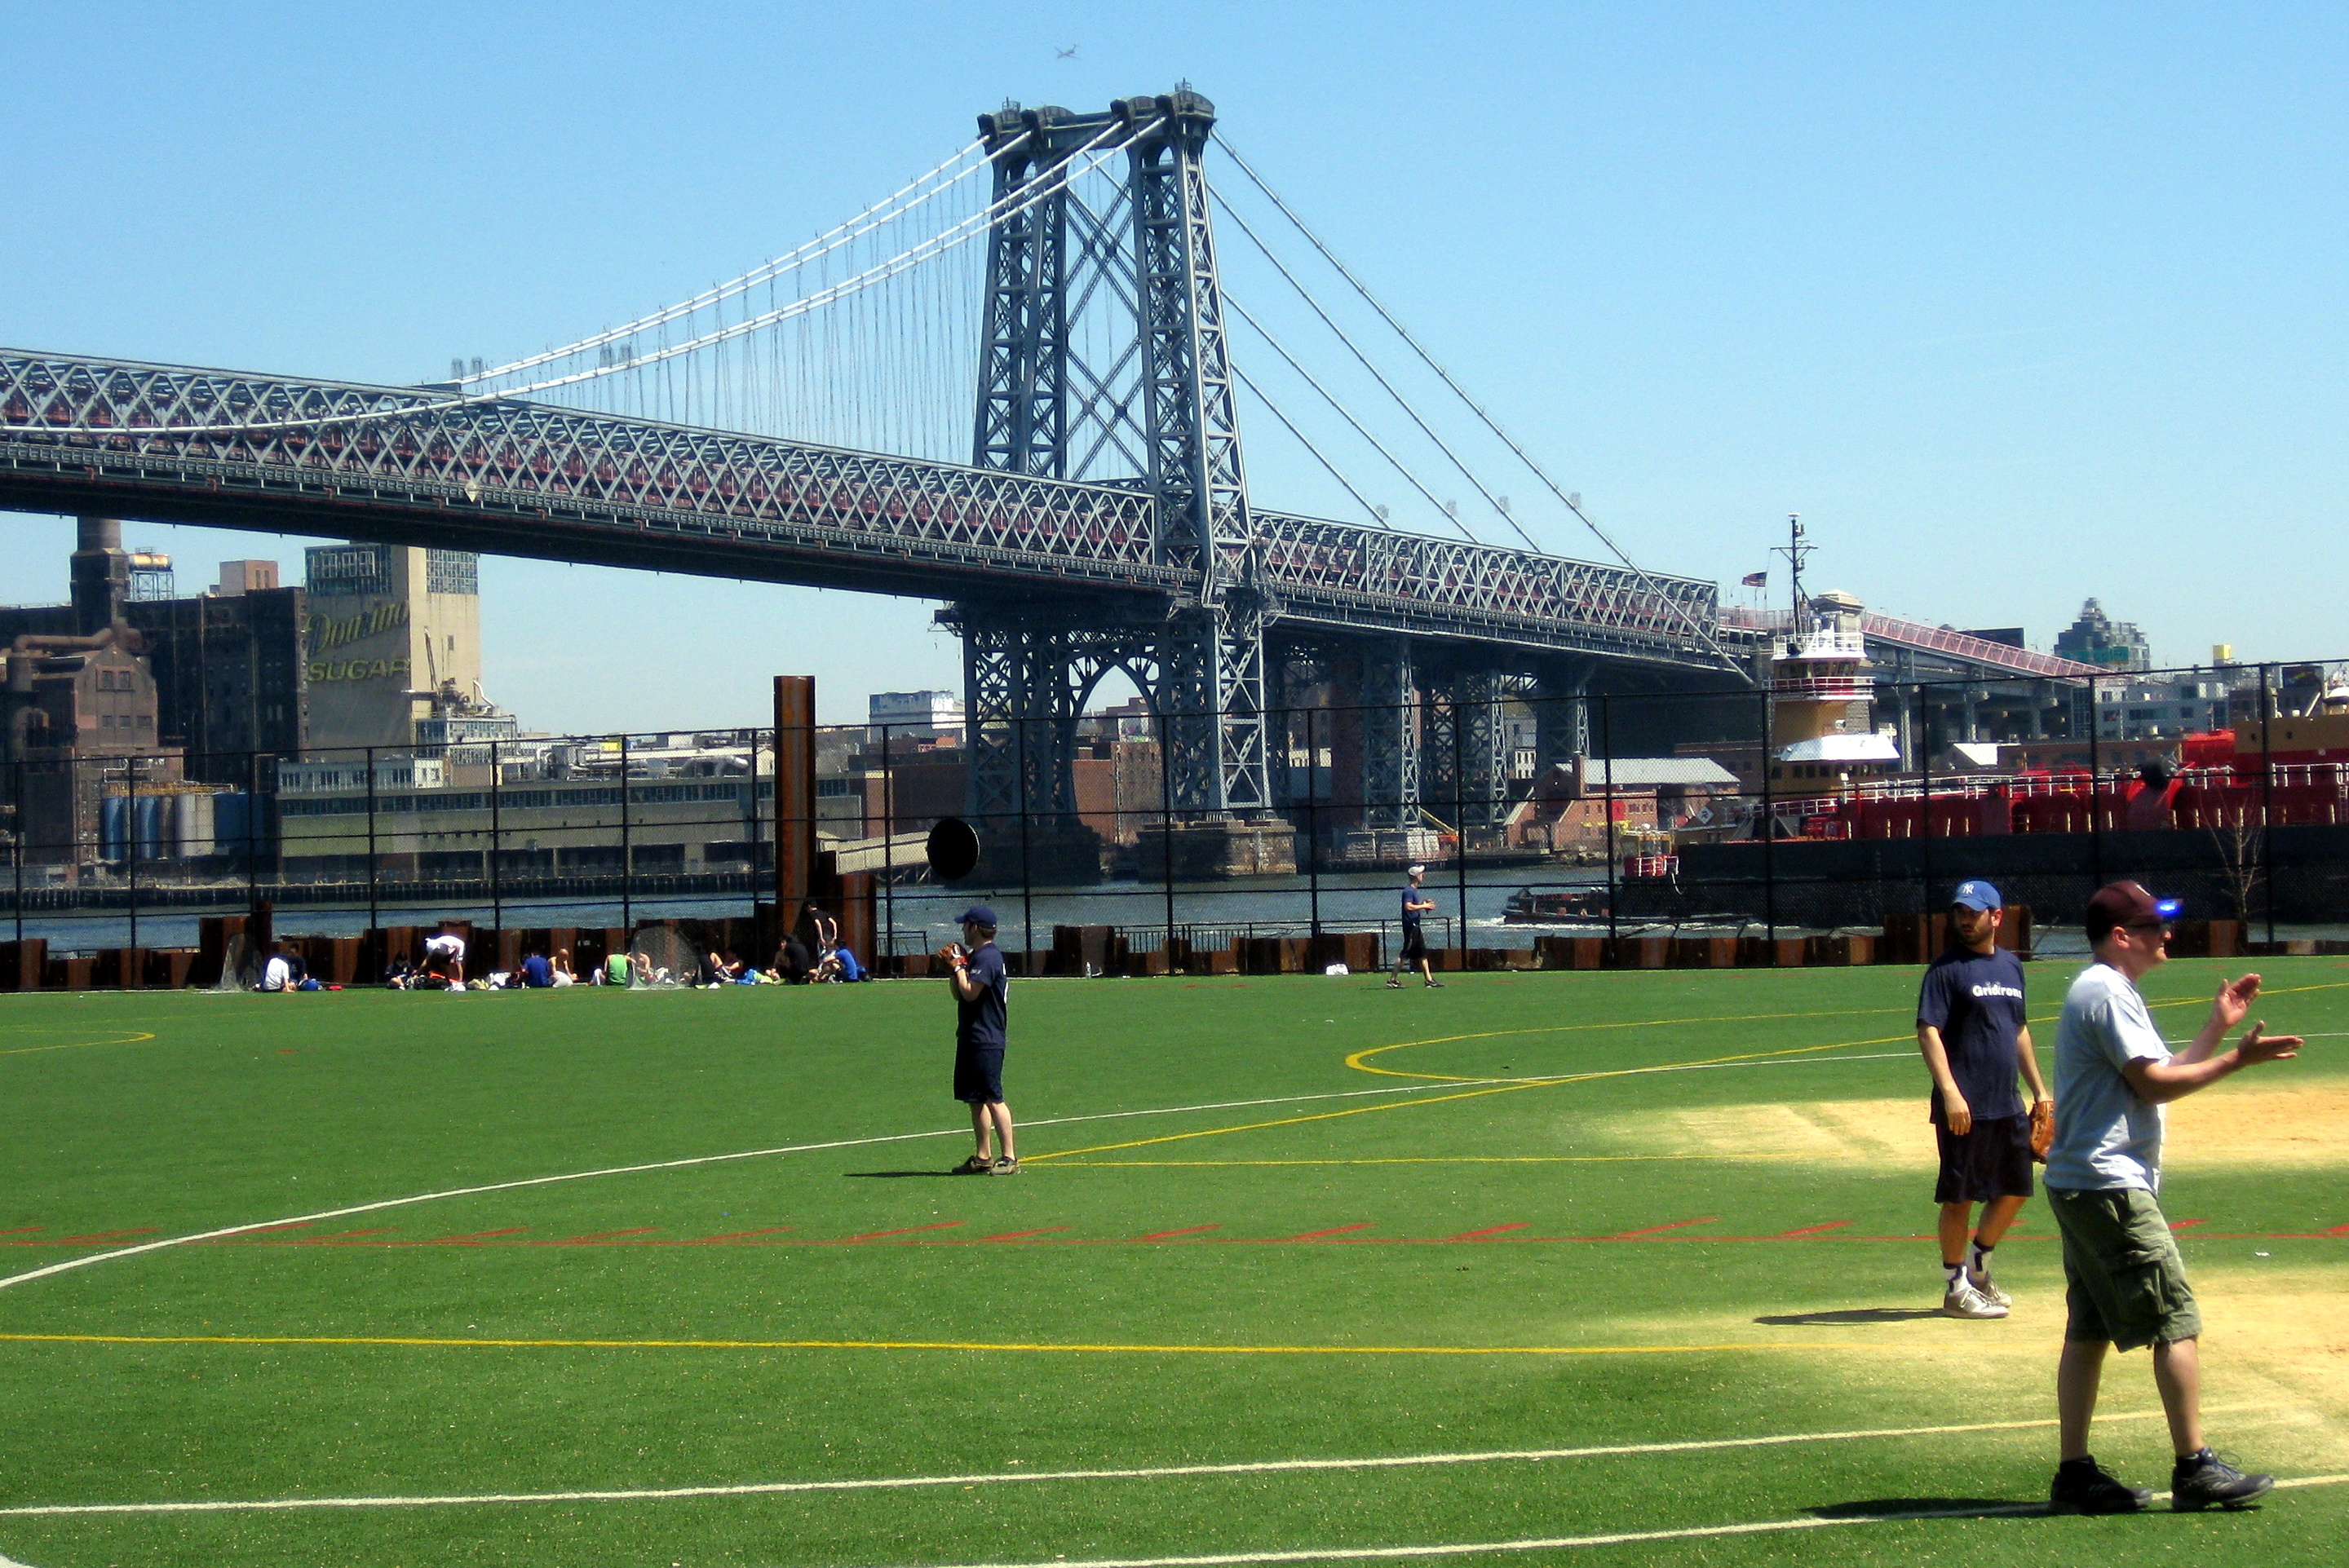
top-left (1772, 514), bottom-right (1813, 645)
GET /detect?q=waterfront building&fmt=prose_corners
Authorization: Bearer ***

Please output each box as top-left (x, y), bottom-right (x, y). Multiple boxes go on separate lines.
top-left (2054, 598), bottom-right (2152, 671)
top-left (302, 542), bottom-right (486, 752)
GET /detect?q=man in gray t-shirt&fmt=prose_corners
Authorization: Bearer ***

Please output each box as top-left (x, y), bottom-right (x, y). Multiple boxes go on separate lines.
top-left (2043, 881), bottom-right (2302, 1517)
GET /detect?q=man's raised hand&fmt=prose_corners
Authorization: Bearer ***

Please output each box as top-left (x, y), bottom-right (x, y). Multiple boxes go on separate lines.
top-left (2211, 973), bottom-right (2263, 1034)
top-left (2237, 1023), bottom-right (2303, 1066)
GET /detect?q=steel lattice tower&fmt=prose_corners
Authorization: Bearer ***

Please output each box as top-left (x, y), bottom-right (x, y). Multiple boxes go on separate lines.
top-left (958, 88), bottom-right (1272, 835)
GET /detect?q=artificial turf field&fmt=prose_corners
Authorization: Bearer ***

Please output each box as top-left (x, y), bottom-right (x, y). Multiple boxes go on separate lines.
top-left (0, 959), bottom-right (2344, 1568)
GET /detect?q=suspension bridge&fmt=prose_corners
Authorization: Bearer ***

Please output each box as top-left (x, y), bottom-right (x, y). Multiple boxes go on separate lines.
top-left (0, 87), bottom-right (2080, 856)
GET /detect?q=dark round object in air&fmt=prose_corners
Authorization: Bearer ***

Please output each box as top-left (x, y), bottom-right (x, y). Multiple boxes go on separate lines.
top-left (926, 817), bottom-right (981, 881)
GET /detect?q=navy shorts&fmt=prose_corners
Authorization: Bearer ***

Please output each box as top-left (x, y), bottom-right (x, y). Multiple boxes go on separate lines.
top-left (954, 1046), bottom-right (1005, 1105)
top-left (1400, 925), bottom-right (1427, 963)
top-left (1934, 1113), bottom-right (2035, 1204)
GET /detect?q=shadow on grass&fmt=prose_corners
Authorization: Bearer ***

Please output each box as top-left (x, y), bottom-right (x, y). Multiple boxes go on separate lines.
top-left (1810, 1498), bottom-right (2043, 1521)
top-left (844, 1170), bottom-right (970, 1179)
top-left (1753, 1308), bottom-right (1946, 1326)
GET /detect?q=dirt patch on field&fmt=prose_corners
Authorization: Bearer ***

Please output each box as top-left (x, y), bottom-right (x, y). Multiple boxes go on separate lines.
top-left (1586, 1084), bottom-right (2347, 1172)
top-left (1606, 1098), bottom-right (1934, 1165)
top-left (2165, 1084), bottom-right (2349, 1170)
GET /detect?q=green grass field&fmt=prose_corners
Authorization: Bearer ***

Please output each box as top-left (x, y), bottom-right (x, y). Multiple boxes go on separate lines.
top-left (2, 958), bottom-right (2344, 1567)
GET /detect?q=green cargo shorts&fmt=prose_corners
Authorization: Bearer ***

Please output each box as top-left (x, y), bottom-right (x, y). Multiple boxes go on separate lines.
top-left (2046, 1186), bottom-right (2202, 1351)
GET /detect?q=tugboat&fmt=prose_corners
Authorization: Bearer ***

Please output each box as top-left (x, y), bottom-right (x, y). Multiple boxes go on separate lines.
top-left (1502, 886), bottom-right (1610, 925)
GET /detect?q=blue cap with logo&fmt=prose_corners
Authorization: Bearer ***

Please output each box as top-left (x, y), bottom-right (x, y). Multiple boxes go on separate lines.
top-left (956, 904), bottom-right (998, 930)
top-left (1951, 880), bottom-right (2002, 912)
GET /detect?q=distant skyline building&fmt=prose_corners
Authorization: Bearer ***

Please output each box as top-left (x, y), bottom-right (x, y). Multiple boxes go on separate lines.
top-left (302, 542), bottom-right (484, 753)
top-left (867, 689), bottom-right (962, 745)
top-left (2054, 598), bottom-right (2152, 671)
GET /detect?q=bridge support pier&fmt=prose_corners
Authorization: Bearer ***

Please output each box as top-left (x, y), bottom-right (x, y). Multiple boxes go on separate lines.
top-left (1423, 665), bottom-right (1510, 845)
top-left (1531, 659), bottom-right (1596, 774)
top-left (1358, 638), bottom-right (1421, 836)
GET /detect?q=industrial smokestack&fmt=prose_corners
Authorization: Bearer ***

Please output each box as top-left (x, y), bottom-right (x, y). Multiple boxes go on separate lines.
top-left (69, 515), bottom-right (130, 635)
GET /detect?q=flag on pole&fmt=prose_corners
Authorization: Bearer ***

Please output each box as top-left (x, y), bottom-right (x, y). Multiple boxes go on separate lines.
top-left (1741, 571), bottom-right (1767, 588)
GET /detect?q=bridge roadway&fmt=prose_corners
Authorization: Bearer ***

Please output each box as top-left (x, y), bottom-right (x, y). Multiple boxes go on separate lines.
top-left (0, 351), bottom-right (1725, 674)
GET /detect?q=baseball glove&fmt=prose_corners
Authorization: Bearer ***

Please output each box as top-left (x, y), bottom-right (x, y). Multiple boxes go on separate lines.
top-left (2029, 1099), bottom-right (2055, 1163)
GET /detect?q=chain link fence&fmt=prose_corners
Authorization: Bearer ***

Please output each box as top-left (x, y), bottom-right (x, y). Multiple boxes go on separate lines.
top-left (4, 659), bottom-right (2343, 986)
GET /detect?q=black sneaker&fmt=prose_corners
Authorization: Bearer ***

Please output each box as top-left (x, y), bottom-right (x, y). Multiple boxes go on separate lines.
top-left (2050, 1456), bottom-right (2152, 1514)
top-left (1424, 979), bottom-right (1444, 989)
top-left (990, 1155), bottom-right (1020, 1176)
top-left (2170, 1449), bottom-right (2273, 1511)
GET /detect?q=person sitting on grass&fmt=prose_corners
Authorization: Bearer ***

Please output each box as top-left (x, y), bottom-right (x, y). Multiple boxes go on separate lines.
top-left (520, 950), bottom-right (554, 988)
top-left (550, 948), bottom-right (576, 987)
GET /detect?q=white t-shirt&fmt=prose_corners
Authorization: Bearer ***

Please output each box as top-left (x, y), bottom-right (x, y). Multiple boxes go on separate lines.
top-left (424, 934), bottom-right (467, 962)
top-left (261, 956), bottom-right (293, 992)
top-left (2047, 962), bottom-right (2172, 1192)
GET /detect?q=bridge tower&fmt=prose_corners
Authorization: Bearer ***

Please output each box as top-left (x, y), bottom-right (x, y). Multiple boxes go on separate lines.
top-left (953, 89), bottom-right (1277, 874)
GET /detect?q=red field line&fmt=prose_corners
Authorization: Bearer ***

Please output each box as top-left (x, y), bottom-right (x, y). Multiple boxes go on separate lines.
top-left (1136, 1225), bottom-right (1221, 1241)
top-left (826, 1222), bottom-right (964, 1244)
top-left (1774, 1222), bottom-right (1854, 1239)
top-left (1599, 1218), bottom-right (1720, 1240)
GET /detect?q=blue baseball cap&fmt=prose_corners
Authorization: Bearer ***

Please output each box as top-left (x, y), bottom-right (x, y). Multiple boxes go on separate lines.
top-left (1951, 880), bottom-right (2002, 912)
top-left (955, 905), bottom-right (998, 929)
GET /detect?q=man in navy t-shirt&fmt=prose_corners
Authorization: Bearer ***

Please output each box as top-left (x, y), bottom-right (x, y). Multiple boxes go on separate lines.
top-left (944, 903), bottom-right (1016, 1174)
top-left (1917, 878), bottom-right (2050, 1319)
top-left (1386, 864), bottom-right (1441, 989)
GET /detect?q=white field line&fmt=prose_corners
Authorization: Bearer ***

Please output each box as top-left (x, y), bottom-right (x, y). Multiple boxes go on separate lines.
top-left (0, 1081), bottom-right (1493, 1294)
top-left (831, 1474), bottom-right (2349, 1568)
top-left (0, 1052), bottom-right (1905, 1296)
top-left (0, 1407), bottom-right (2242, 1519)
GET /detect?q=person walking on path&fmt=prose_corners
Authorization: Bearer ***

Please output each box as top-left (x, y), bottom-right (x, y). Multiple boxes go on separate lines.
top-left (943, 903), bottom-right (1017, 1175)
top-left (2044, 880), bottom-right (2301, 1515)
top-left (1387, 864), bottom-right (1442, 989)
top-left (1915, 879), bottom-right (2050, 1319)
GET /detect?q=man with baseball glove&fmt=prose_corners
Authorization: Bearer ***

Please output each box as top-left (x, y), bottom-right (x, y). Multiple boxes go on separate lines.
top-left (1916, 880), bottom-right (2051, 1319)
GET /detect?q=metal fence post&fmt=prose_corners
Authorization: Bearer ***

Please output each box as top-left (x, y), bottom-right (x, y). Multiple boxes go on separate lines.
top-left (2259, 662), bottom-right (2276, 948)
top-left (1453, 686), bottom-right (1468, 965)
top-left (365, 744), bottom-right (378, 933)
top-left (1601, 693), bottom-right (1618, 948)
top-left (246, 749), bottom-right (259, 912)
top-left (1307, 705), bottom-right (1321, 941)
top-left (879, 725), bottom-right (895, 966)
top-left (1015, 713), bottom-right (1034, 970)
top-left (123, 753), bottom-right (138, 956)
top-left (1758, 686), bottom-right (1775, 941)
top-left (619, 733), bottom-right (633, 932)
top-left (1918, 680), bottom-right (1934, 916)
top-left (11, 755), bottom-right (23, 946)
top-left (2086, 680), bottom-right (2103, 889)
top-left (1159, 701), bottom-right (1175, 956)
top-left (489, 737), bottom-right (502, 934)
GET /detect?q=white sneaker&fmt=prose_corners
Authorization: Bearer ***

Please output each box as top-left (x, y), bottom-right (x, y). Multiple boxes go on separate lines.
top-left (1966, 1271), bottom-right (2012, 1308)
top-left (1942, 1279), bottom-right (2010, 1319)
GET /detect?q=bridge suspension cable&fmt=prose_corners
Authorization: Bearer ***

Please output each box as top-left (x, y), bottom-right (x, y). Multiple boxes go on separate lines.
top-left (1224, 291), bottom-right (1480, 544)
top-left (459, 133), bottom-right (1016, 388)
top-left (1213, 130), bottom-right (1741, 669)
top-left (1211, 183), bottom-right (1539, 553)
top-left (1229, 363), bottom-right (1391, 531)
top-left (8, 116), bottom-right (1154, 447)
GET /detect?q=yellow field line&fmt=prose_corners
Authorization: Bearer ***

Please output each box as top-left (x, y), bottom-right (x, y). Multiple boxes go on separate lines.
top-left (1345, 978), bottom-right (2349, 1082)
top-left (1027, 1036), bottom-right (1907, 1164)
top-left (0, 1330), bottom-right (1806, 1358)
top-left (0, 1030), bottom-right (156, 1058)
top-left (1042, 1155), bottom-right (1828, 1168)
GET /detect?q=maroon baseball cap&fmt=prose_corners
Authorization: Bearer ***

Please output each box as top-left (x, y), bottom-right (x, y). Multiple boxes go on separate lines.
top-left (2085, 881), bottom-right (2178, 942)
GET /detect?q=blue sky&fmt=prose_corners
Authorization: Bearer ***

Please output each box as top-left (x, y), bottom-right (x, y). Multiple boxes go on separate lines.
top-left (3, 2), bottom-right (2342, 729)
